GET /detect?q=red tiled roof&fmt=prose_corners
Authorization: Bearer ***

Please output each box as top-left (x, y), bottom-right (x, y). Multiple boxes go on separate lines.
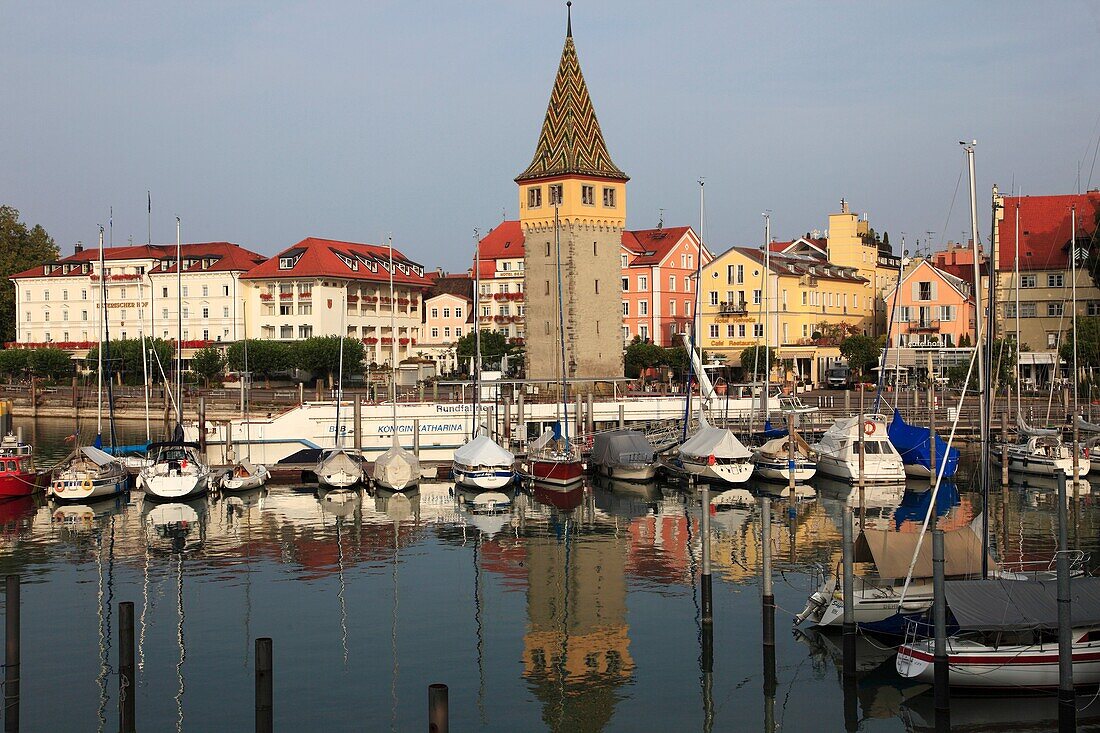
top-left (10, 242), bottom-right (263, 279)
top-left (241, 237), bottom-right (432, 288)
top-left (621, 226), bottom-right (695, 265)
top-left (477, 221), bottom-right (524, 260)
top-left (734, 246), bottom-right (868, 283)
top-left (997, 192), bottom-right (1100, 271)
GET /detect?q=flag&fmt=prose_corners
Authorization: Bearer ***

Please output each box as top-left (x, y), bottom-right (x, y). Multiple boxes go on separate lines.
top-left (148, 191), bottom-right (151, 213)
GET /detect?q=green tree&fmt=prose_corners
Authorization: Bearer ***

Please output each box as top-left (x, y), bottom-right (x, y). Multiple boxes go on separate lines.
top-left (190, 346), bottom-right (227, 387)
top-left (225, 340), bottom-right (292, 386)
top-left (624, 336), bottom-right (664, 378)
top-left (0, 206), bottom-right (60, 343)
top-left (0, 349), bottom-right (29, 380)
top-left (739, 345), bottom-right (779, 381)
top-left (840, 334), bottom-right (879, 379)
top-left (294, 336), bottom-right (365, 386)
top-left (86, 338), bottom-right (175, 384)
top-left (455, 330), bottom-right (514, 361)
top-left (28, 347), bottom-right (74, 380)
top-left (1060, 318), bottom-right (1100, 376)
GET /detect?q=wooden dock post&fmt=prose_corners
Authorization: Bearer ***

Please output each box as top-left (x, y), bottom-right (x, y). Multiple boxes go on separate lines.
top-left (516, 391), bottom-right (524, 444)
top-left (119, 601), bottom-right (136, 732)
top-left (618, 404), bottom-right (625, 429)
top-left (503, 399), bottom-right (511, 442)
top-left (72, 375), bottom-right (78, 410)
top-left (927, 353), bottom-right (936, 489)
top-left (761, 494), bottom-right (774, 649)
top-left (353, 395), bottom-right (362, 452)
top-left (857, 389), bottom-right (866, 530)
top-left (786, 413), bottom-right (796, 513)
top-left (844, 389), bottom-right (850, 413)
top-left (4, 575), bottom-right (19, 733)
top-left (297, 382), bottom-right (303, 405)
top-left (1056, 471), bottom-right (1075, 731)
top-left (198, 397), bottom-right (207, 452)
top-left (932, 529), bottom-right (950, 728)
top-left (29, 377), bottom-right (36, 419)
top-left (413, 419), bottom-right (420, 458)
top-left (700, 480), bottom-right (713, 625)
top-left (255, 637), bottom-right (273, 733)
top-left (585, 393), bottom-right (594, 434)
top-left (841, 506), bottom-right (856, 681)
top-left (575, 394), bottom-right (583, 438)
top-left (1000, 407), bottom-right (1009, 488)
top-left (428, 683), bottom-right (449, 733)
top-left (315, 378), bottom-right (323, 402)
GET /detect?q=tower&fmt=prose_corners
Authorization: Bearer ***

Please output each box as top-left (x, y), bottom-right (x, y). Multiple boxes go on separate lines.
top-left (518, 6), bottom-right (627, 381)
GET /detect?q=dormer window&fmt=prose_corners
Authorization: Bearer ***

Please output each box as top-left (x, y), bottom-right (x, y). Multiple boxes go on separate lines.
top-left (279, 256), bottom-right (297, 270)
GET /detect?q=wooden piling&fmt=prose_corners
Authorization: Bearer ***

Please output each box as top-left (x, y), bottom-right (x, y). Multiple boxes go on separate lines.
top-left (761, 495), bottom-right (774, 649)
top-left (503, 399), bottom-right (512, 443)
top-left (841, 506), bottom-right (855, 680)
top-left (353, 395), bottom-right (362, 452)
top-left (786, 413), bottom-right (796, 512)
top-left (700, 480), bottom-right (713, 625)
top-left (585, 393), bottom-right (594, 434)
top-left (1056, 472), bottom-right (1075, 731)
top-left (857, 389), bottom-right (865, 529)
top-left (119, 601), bottom-right (136, 732)
top-left (413, 419), bottom-right (420, 458)
top-left (4, 575), bottom-right (19, 733)
top-left (1000, 407), bottom-right (1009, 488)
top-left (255, 637), bottom-right (273, 733)
top-left (575, 393), bottom-right (583, 438)
top-left (315, 378), bottom-right (323, 402)
top-left (927, 353), bottom-right (936, 489)
top-left (428, 683), bottom-right (449, 733)
top-left (198, 397), bottom-right (207, 452)
top-left (932, 529), bottom-right (950, 727)
top-left (618, 403), bottom-right (625, 429)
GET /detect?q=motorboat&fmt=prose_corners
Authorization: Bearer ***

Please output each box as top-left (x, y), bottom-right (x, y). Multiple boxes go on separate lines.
top-left (897, 577), bottom-right (1100, 688)
top-left (678, 410), bottom-right (753, 484)
top-left (751, 434), bottom-right (816, 482)
top-left (887, 408), bottom-right (959, 479)
top-left (1001, 410), bottom-right (1090, 480)
top-left (372, 435), bottom-right (421, 492)
top-left (1080, 415), bottom-right (1100, 475)
top-left (50, 445), bottom-right (128, 502)
top-left (139, 441), bottom-right (211, 501)
top-left (452, 431), bottom-right (515, 490)
top-left (0, 432), bottom-right (47, 498)
top-left (316, 448), bottom-right (364, 490)
top-left (813, 414), bottom-right (905, 484)
top-left (221, 460), bottom-right (270, 492)
top-left (588, 429), bottom-right (657, 482)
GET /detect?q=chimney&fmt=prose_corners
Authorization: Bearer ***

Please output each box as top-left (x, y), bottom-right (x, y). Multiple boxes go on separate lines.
top-left (74, 241), bottom-right (84, 254)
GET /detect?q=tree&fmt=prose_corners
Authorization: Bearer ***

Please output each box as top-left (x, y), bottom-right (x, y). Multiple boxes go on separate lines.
top-left (0, 349), bottom-right (29, 380)
top-left (27, 347), bottom-right (74, 380)
top-left (840, 334), bottom-right (879, 379)
top-left (85, 338), bottom-right (175, 384)
top-left (813, 321), bottom-right (860, 346)
top-left (0, 206), bottom-right (60, 343)
top-left (226, 340), bottom-right (292, 386)
top-left (293, 336), bottom-right (365, 386)
top-left (623, 336), bottom-right (664, 378)
top-left (190, 346), bottom-right (227, 387)
top-left (739, 345), bottom-right (779, 381)
top-left (1060, 317), bottom-right (1100, 377)
top-left (456, 330), bottom-right (514, 362)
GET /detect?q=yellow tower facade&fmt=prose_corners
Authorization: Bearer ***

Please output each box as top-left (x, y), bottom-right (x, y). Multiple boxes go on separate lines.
top-left (518, 12), bottom-right (627, 380)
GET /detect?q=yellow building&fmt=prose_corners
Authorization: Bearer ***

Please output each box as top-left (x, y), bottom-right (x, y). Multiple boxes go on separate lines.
top-left (698, 201), bottom-right (900, 385)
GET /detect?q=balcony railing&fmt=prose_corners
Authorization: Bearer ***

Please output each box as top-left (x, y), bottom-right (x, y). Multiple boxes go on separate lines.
top-left (910, 319), bottom-right (941, 331)
top-left (719, 301), bottom-right (748, 315)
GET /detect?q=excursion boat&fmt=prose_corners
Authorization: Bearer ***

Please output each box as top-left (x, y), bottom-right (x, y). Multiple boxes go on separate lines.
top-left (896, 577), bottom-right (1100, 688)
top-left (812, 413), bottom-right (905, 484)
top-left (452, 431), bottom-right (515, 491)
top-left (751, 434), bottom-right (816, 483)
top-left (588, 430), bottom-right (657, 482)
top-left (678, 411), bottom-right (754, 484)
top-left (887, 408), bottom-right (959, 479)
top-left (139, 441), bottom-right (211, 501)
top-left (221, 460), bottom-right (271, 492)
top-left (50, 446), bottom-right (128, 502)
top-left (0, 433), bottom-right (47, 498)
top-left (372, 435), bottom-right (421, 492)
top-left (316, 448), bottom-right (364, 490)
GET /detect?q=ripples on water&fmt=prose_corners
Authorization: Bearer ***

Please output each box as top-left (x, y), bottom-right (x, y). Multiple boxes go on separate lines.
top-left (1, 417), bottom-right (1099, 731)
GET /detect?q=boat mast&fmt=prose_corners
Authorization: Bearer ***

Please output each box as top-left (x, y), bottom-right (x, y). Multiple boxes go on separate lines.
top-left (175, 217), bottom-right (183, 427)
top-left (963, 142), bottom-right (990, 579)
top-left (554, 204), bottom-right (569, 447)
top-left (1015, 201), bottom-right (1022, 417)
top-left (763, 211), bottom-right (771, 428)
top-left (388, 236), bottom-right (398, 437)
top-left (335, 282), bottom-right (346, 449)
top-left (242, 300), bottom-right (251, 461)
top-left (1071, 205), bottom-right (1078, 418)
top-left (474, 229), bottom-right (481, 437)
top-left (97, 225), bottom-right (105, 444)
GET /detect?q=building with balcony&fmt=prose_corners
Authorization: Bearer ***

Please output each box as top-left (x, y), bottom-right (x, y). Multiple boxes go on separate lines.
top-left (476, 222), bottom-right (527, 345)
top-left (10, 241), bottom-right (265, 357)
top-left (620, 225), bottom-right (712, 346)
top-left (239, 237), bottom-right (432, 365)
top-left (419, 274), bottom-right (473, 373)
top-left (884, 259), bottom-right (975, 347)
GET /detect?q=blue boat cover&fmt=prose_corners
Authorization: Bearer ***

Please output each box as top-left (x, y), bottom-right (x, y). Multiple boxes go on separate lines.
top-left (761, 419), bottom-right (787, 439)
top-left (887, 408), bottom-right (959, 477)
top-left (102, 442), bottom-right (151, 456)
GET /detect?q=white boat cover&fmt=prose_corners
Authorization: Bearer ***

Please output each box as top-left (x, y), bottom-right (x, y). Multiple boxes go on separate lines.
top-left (1077, 416), bottom-right (1100, 434)
top-left (821, 414), bottom-right (888, 440)
top-left (590, 430), bottom-right (654, 466)
top-left (755, 436), bottom-right (810, 461)
top-left (453, 432), bottom-right (514, 468)
top-left (80, 446), bottom-right (119, 467)
top-left (854, 526), bottom-right (996, 579)
top-left (1017, 410), bottom-right (1060, 438)
top-left (680, 411), bottom-right (752, 460)
top-left (529, 427), bottom-right (556, 452)
top-left (944, 577), bottom-right (1100, 631)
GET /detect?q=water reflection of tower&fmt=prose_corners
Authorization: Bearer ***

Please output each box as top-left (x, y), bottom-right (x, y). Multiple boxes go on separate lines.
top-left (522, 517), bottom-right (633, 732)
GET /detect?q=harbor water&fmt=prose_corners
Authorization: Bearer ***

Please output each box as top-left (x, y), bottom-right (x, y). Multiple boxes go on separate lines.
top-left (2, 417), bottom-right (1099, 731)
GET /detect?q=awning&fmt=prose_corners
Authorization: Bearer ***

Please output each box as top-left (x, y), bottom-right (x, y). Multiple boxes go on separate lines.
top-left (854, 527), bottom-right (994, 579)
top-left (944, 577), bottom-right (1100, 631)
top-left (1019, 352), bottom-right (1059, 366)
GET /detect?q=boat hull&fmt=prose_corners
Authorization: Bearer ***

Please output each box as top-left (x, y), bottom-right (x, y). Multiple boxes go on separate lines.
top-left (815, 456), bottom-right (906, 484)
top-left (1003, 449), bottom-right (1090, 479)
top-left (50, 474), bottom-right (128, 502)
top-left (0, 471), bottom-right (47, 498)
top-left (752, 457), bottom-right (816, 483)
top-left (222, 468), bottom-right (269, 492)
top-left (452, 465), bottom-right (515, 491)
top-left (141, 473), bottom-right (209, 501)
top-left (897, 637), bottom-right (1100, 688)
top-left (527, 459), bottom-right (585, 486)
top-left (681, 457), bottom-right (754, 484)
top-left (592, 463), bottom-right (658, 482)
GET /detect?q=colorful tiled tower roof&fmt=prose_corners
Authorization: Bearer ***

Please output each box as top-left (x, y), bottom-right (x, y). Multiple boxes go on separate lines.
top-left (516, 6), bottom-right (627, 184)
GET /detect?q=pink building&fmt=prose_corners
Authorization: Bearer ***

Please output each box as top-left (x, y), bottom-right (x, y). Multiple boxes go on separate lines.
top-left (420, 274), bottom-right (473, 372)
top-left (886, 259), bottom-right (975, 347)
top-left (621, 226), bottom-right (712, 346)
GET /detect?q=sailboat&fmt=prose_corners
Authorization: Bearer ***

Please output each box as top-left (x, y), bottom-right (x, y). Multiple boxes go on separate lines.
top-left (54, 225), bottom-right (131, 502)
top-left (452, 231), bottom-right (516, 491)
top-left (372, 235), bottom-right (421, 491)
top-left (524, 205), bottom-right (584, 486)
top-left (887, 408), bottom-right (960, 479)
top-left (679, 408), bottom-right (754, 484)
top-left (223, 317), bottom-right (269, 491)
top-left (315, 281), bottom-right (365, 490)
top-left (141, 218), bottom-right (211, 501)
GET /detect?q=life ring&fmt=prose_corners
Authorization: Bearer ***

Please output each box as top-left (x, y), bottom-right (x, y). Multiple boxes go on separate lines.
top-left (863, 421), bottom-right (876, 436)
top-left (82, 480), bottom-right (92, 491)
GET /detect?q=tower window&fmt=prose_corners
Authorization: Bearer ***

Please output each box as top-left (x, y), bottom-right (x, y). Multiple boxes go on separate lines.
top-left (548, 185), bottom-right (562, 206)
top-left (603, 187), bottom-right (616, 207)
top-left (582, 185), bottom-right (595, 205)
top-left (595, 280), bottom-right (600, 294)
top-left (545, 242), bottom-right (551, 257)
top-left (528, 187), bottom-right (542, 209)
top-left (593, 241), bottom-right (597, 256)
top-left (545, 280), bottom-right (551, 295)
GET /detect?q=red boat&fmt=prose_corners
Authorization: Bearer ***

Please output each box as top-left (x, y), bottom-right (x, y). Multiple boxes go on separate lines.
top-left (526, 447), bottom-right (585, 487)
top-left (0, 433), bottom-right (47, 498)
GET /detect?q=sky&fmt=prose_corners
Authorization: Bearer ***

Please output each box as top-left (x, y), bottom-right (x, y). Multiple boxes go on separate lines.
top-left (3, 1), bottom-right (1099, 270)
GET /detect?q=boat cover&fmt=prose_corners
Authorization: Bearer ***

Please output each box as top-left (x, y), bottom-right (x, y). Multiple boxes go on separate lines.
top-left (590, 430), bottom-right (654, 467)
top-left (944, 577), bottom-right (1100, 631)
top-left (680, 411), bottom-right (752, 460)
top-left (887, 408), bottom-right (960, 477)
top-left (453, 432), bottom-right (514, 468)
top-left (761, 420), bottom-right (788, 439)
top-left (1077, 416), bottom-right (1100, 434)
top-left (1017, 410), bottom-right (1060, 438)
top-left (80, 446), bottom-right (119, 467)
top-left (854, 526), bottom-right (996, 579)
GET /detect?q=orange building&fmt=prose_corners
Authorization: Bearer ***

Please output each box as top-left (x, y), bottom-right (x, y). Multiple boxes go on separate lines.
top-left (621, 226), bottom-right (713, 346)
top-left (885, 259), bottom-right (976, 347)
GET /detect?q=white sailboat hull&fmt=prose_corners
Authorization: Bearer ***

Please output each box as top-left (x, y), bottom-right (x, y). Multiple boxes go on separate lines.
top-left (681, 457), bottom-right (754, 484)
top-left (452, 466), bottom-right (514, 491)
top-left (141, 472), bottom-right (209, 501)
top-left (222, 466), bottom-right (269, 492)
top-left (897, 635), bottom-right (1100, 688)
top-left (50, 473), bottom-right (128, 502)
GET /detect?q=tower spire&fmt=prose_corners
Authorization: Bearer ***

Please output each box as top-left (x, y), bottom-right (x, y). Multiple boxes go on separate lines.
top-left (567, 1), bottom-right (572, 38)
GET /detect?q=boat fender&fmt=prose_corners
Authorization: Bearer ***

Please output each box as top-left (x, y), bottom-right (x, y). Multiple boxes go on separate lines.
top-left (82, 480), bottom-right (92, 491)
top-left (864, 421), bottom-right (876, 436)
top-left (707, 454), bottom-right (716, 466)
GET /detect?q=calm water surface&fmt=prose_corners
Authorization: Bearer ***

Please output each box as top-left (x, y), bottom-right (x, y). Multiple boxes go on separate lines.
top-left (1, 417), bottom-right (1099, 732)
